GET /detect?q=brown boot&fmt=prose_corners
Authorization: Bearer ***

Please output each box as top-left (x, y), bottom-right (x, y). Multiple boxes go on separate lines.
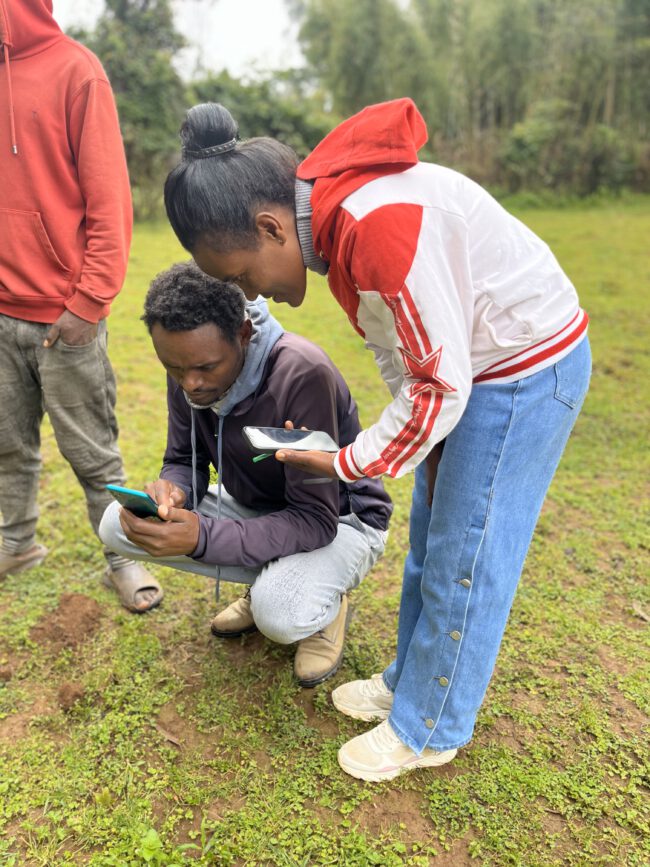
top-left (294, 595), bottom-right (350, 688)
top-left (210, 588), bottom-right (258, 638)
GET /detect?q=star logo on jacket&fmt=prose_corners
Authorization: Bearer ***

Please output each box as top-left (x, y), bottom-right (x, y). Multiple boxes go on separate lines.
top-left (399, 345), bottom-right (457, 395)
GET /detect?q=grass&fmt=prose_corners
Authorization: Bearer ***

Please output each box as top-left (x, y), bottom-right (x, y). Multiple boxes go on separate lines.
top-left (0, 199), bottom-right (648, 866)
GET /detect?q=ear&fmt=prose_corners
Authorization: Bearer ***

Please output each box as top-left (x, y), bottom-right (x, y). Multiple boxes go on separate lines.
top-left (239, 317), bottom-right (253, 350)
top-left (255, 210), bottom-right (291, 245)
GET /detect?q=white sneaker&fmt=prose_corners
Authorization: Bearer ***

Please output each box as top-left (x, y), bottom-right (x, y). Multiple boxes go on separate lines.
top-left (338, 719), bottom-right (457, 782)
top-left (331, 673), bottom-right (393, 721)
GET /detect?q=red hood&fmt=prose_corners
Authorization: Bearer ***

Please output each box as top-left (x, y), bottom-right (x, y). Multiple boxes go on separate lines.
top-left (297, 99), bottom-right (428, 260)
top-left (0, 0), bottom-right (63, 59)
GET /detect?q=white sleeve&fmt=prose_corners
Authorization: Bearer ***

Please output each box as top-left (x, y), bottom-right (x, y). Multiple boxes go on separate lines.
top-left (334, 204), bottom-right (473, 481)
top-left (365, 341), bottom-right (404, 398)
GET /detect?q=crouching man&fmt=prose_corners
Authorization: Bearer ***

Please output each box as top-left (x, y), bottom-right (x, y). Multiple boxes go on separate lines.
top-left (99, 263), bottom-right (391, 686)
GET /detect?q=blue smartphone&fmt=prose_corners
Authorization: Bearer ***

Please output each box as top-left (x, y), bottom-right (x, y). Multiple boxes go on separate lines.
top-left (106, 484), bottom-right (161, 520)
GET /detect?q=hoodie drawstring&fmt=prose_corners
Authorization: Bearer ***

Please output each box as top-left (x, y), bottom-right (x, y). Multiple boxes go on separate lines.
top-left (190, 408), bottom-right (222, 602)
top-left (215, 416), bottom-right (224, 602)
top-left (3, 43), bottom-right (18, 154)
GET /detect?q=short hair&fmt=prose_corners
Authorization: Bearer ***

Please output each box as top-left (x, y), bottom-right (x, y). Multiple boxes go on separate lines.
top-left (164, 102), bottom-right (298, 253)
top-left (142, 262), bottom-right (246, 342)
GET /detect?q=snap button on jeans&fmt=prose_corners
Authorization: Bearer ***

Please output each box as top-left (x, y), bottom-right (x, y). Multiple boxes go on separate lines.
top-left (460, 578), bottom-right (471, 587)
top-left (425, 718), bottom-right (434, 728)
top-left (450, 631), bottom-right (461, 640)
top-left (439, 676), bottom-right (449, 687)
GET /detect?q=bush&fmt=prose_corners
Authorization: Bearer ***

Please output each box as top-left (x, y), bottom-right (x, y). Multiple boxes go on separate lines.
top-left (500, 100), bottom-right (636, 195)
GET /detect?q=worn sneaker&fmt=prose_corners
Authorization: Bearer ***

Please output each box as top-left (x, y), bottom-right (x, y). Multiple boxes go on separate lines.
top-left (338, 719), bottom-right (457, 782)
top-left (331, 673), bottom-right (393, 721)
top-left (294, 594), bottom-right (350, 688)
top-left (0, 544), bottom-right (48, 579)
top-left (210, 588), bottom-right (257, 638)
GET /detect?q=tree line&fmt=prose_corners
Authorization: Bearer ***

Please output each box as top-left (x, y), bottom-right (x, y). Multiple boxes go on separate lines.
top-left (73, 0), bottom-right (650, 218)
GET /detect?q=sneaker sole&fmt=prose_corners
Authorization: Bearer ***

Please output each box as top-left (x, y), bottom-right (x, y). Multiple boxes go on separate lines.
top-left (338, 747), bottom-right (457, 782)
top-left (330, 696), bottom-right (391, 722)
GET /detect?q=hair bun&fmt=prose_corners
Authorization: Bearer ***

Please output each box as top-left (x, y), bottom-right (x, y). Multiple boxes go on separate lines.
top-left (180, 103), bottom-right (239, 153)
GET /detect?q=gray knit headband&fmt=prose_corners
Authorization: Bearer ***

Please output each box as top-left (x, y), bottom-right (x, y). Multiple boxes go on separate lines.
top-left (182, 137), bottom-right (237, 160)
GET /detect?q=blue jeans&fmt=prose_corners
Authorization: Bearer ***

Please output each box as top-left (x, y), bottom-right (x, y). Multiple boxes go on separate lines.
top-left (384, 338), bottom-right (592, 753)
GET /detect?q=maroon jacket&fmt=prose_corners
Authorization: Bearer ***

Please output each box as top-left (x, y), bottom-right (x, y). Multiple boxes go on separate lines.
top-left (160, 332), bottom-right (392, 568)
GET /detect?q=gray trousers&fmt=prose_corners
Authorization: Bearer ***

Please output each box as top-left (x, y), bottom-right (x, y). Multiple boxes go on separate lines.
top-left (100, 488), bottom-right (388, 644)
top-left (0, 314), bottom-right (127, 563)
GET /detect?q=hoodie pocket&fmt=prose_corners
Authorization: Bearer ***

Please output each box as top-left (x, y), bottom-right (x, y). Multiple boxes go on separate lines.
top-left (0, 209), bottom-right (73, 300)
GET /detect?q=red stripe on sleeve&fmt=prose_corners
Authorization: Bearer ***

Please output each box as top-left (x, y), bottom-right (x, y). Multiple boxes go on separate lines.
top-left (362, 456), bottom-right (390, 477)
top-left (338, 445), bottom-right (363, 480)
top-left (360, 391), bottom-right (434, 478)
top-left (348, 447), bottom-right (364, 477)
top-left (390, 284), bottom-right (433, 358)
top-left (389, 392), bottom-right (444, 477)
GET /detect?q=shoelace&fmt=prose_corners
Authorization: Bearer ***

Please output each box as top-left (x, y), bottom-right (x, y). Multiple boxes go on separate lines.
top-left (367, 720), bottom-right (403, 753)
top-left (359, 674), bottom-right (391, 699)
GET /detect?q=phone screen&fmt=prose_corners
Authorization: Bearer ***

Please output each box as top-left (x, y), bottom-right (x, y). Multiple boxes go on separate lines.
top-left (243, 426), bottom-right (339, 453)
top-left (106, 484), bottom-right (161, 519)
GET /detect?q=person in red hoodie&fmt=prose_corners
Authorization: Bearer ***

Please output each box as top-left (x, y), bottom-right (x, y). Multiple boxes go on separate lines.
top-left (162, 100), bottom-right (591, 781)
top-left (0, 0), bottom-right (161, 612)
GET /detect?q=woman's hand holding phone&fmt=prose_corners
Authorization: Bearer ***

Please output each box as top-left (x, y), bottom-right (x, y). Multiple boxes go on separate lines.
top-left (274, 420), bottom-right (339, 478)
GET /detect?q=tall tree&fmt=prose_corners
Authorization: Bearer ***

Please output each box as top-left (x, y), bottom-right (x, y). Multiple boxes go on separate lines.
top-left (72, 0), bottom-right (187, 218)
top-left (293, 0), bottom-right (428, 118)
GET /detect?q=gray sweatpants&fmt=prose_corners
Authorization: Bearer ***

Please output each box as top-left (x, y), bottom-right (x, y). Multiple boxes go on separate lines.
top-left (99, 488), bottom-right (388, 644)
top-left (0, 314), bottom-right (127, 564)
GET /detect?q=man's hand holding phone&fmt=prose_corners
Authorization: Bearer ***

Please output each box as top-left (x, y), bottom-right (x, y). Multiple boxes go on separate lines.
top-left (143, 479), bottom-right (187, 518)
top-left (118, 480), bottom-right (200, 557)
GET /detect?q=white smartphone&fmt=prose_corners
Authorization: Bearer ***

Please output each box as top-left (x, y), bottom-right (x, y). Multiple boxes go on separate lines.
top-left (242, 426), bottom-right (339, 453)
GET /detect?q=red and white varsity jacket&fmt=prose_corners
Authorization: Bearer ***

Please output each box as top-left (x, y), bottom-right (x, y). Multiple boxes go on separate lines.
top-left (297, 99), bottom-right (588, 481)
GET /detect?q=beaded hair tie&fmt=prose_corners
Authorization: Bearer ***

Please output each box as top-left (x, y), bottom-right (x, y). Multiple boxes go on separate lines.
top-left (182, 137), bottom-right (237, 159)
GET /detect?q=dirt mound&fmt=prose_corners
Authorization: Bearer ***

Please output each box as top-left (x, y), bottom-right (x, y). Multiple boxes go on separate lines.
top-left (57, 681), bottom-right (86, 711)
top-left (30, 593), bottom-right (102, 652)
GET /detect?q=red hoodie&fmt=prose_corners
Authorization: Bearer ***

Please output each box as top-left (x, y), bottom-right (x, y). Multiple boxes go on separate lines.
top-left (0, 0), bottom-right (132, 324)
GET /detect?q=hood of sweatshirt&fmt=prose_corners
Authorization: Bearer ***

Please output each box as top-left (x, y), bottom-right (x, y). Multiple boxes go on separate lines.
top-left (296, 98), bottom-right (428, 261)
top-left (0, 0), bottom-right (64, 154)
top-left (0, 0), bottom-right (63, 59)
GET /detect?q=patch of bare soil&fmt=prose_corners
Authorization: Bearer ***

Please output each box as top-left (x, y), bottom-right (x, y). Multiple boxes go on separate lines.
top-left (156, 699), bottom-right (215, 754)
top-left (294, 690), bottom-right (341, 738)
top-left (425, 838), bottom-right (475, 866)
top-left (353, 788), bottom-right (475, 865)
top-left (57, 681), bottom-right (86, 711)
top-left (477, 713), bottom-right (529, 754)
top-left (354, 786), bottom-right (436, 841)
top-left (0, 695), bottom-right (55, 741)
top-left (30, 593), bottom-right (102, 652)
